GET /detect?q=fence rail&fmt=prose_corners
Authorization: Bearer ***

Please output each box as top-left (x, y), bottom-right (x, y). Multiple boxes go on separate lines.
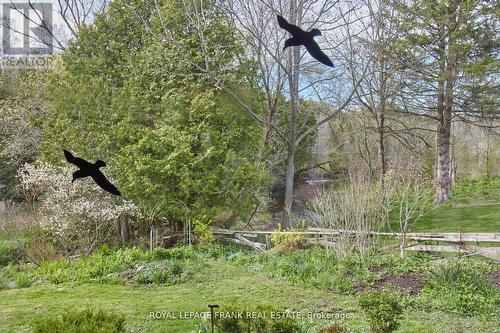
top-left (212, 228), bottom-right (500, 261)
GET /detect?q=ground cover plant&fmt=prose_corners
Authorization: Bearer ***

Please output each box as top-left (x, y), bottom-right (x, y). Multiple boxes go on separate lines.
top-left (31, 308), bottom-right (126, 333)
top-left (1, 244), bottom-right (498, 332)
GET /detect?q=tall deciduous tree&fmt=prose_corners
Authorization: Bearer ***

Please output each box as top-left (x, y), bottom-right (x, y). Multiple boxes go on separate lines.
top-left (191, 0), bottom-right (366, 227)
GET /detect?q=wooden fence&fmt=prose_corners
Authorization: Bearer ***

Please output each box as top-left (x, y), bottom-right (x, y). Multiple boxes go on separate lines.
top-left (212, 228), bottom-right (500, 261)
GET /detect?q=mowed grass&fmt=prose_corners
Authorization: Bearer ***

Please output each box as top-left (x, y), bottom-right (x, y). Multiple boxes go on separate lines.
top-left (388, 177), bottom-right (500, 233)
top-left (413, 203), bottom-right (500, 232)
top-left (1, 262), bottom-right (339, 333)
top-left (1, 261), bottom-right (499, 333)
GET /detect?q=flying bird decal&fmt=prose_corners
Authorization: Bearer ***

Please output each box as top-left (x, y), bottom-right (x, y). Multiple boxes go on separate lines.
top-left (64, 149), bottom-right (121, 196)
top-left (277, 15), bottom-right (333, 67)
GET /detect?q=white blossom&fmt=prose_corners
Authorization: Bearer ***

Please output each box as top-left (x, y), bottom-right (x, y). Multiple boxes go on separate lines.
top-left (17, 162), bottom-right (141, 254)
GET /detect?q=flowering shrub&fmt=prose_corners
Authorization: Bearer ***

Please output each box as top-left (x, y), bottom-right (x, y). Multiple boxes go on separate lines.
top-left (18, 162), bottom-right (141, 256)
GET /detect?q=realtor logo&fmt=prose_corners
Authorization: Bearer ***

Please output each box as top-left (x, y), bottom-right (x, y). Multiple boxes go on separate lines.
top-left (2, 1), bottom-right (53, 55)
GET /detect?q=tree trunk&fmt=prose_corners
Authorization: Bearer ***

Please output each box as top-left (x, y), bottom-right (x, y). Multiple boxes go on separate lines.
top-left (119, 214), bottom-right (130, 243)
top-left (283, 0), bottom-right (301, 228)
top-left (283, 143), bottom-right (295, 228)
top-left (378, 118), bottom-right (386, 179)
top-left (378, 113), bottom-right (388, 208)
top-left (400, 236), bottom-right (406, 258)
top-left (377, 64), bottom-right (387, 180)
top-left (485, 120), bottom-right (492, 177)
top-left (435, 5), bottom-right (456, 204)
top-left (435, 104), bottom-right (452, 203)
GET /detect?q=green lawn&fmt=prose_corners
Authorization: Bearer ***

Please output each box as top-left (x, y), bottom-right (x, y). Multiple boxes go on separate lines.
top-left (387, 177), bottom-right (500, 233)
top-left (387, 202), bottom-right (500, 234)
top-left (1, 263), bottom-right (341, 333)
top-left (1, 261), bottom-right (498, 333)
top-left (413, 203), bottom-right (500, 232)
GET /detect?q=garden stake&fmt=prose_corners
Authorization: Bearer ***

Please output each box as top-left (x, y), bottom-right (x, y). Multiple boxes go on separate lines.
top-left (208, 304), bottom-right (219, 333)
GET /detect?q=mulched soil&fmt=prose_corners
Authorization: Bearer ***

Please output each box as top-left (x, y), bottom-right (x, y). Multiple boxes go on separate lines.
top-left (369, 265), bottom-right (387, 274)
top-left (485, 269), bottom-right (500, 288)
top-left (356, 271), bottom-right (424, 296)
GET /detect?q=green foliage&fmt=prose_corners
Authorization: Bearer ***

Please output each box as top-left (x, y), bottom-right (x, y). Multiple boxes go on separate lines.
top-left (39, 0), bottom-right (269, 230)
top-left (0, 240), bottom-right (24, 266)
top-left (233, 247), bottom-right (431, 294)
top-left (0, 156), bottom-right (18, 198)
top-left (31, 308), bottom-right (125, 333)
top-left (452, 177), bottom-right (500, 203)
top-left (0, 246), bottom-right (148, 287)
top-left (271, 230), bottom-right (309, 253)
top-left (0, 245), bottom-right (219, 288)
top-left (0, 273), bottom-right (8, 289)
top-left (193, 223), bottom-right (216, 244)
top-left (0, 71), bottom-right (42, 198)
top-left (233, 247), bottom-right (338, 287)
top-left (421, 259), bottom-right (499, 316)
top-left (136, 261), bottom-right (185, 285)
top-left (147, 246), bottom-right (196, 261)
top-left (214, 304), bottom-right (302, 333)
top-left (318, 322), bottom-right (349, 333)
top-left (36, 246), bottom-right (148, 284)
top-left (368, 252), bottom-right (431, 276)
top-left (15, 269), bottom-right (39, 288)
top-left (358, 291), bottom-right (403, 333)
top-left (194, 243), bottom-right (249, 260)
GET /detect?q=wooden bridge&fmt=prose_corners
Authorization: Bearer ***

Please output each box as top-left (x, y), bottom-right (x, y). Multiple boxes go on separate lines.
top-left (212, 228), bottom-right (500, 261)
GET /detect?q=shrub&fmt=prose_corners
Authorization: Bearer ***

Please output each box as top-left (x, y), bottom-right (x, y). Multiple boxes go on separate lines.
top-left (270, 318), bottom-right (302, 333)
top-left (214, 304), bottom-right (301, 333)
top-left (310, 181), bottom-right (388, 260)
top-left (0, 240), bottom-right (24, 266)
top-left (0, 272), bottom-right (9, 289)
top-left (358, 291), bottom-right (403, 333)
top-left (148, 246), bottom-right (197, 261)
top-left (31, 308), bottom-right (125, 333)
top-left (17, 163), bottom-right (141, 257)
top-left (24, 232), bottom-right (61, 266)
top-left (271, 230), bottom-right (309, 253)
top-left (136, 261), bottom-right (184, 285)
top-left (194, 223), bottom-right (215, 244)
top-left (318, 322), bottom-right (349, 333)
top-left (452, 177), bottom-right (500, 203)
top-left (15, 270), bottom-right (39, 288)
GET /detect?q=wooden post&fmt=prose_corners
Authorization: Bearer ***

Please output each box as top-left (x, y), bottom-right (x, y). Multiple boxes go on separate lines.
top-left (118, 213), bottom-right (130, 244)
top-left (149, 226), bottom-right (154, 252)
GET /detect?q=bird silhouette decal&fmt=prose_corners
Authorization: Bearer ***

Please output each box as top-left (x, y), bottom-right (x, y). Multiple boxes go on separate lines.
top-left (63, 150), bottom-right (121, 196)
top-left (277, 15), bottom-right (333, 67)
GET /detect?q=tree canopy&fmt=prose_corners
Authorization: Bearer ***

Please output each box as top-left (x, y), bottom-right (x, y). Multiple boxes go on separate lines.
top-left (39, 0), bottom-right (270, 230)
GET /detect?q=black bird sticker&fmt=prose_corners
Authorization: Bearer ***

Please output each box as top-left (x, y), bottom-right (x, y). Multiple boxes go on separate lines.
top-left (63, 150), bottom-right (121, 196)
top-left (277, 15), bottom-right (333, 67)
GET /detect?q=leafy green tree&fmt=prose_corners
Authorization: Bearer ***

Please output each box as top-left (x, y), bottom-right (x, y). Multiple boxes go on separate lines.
top-left (39, 0), bottom-right (269, 232)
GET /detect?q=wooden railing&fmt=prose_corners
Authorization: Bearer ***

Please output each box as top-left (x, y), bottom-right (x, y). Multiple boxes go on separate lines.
top-left (212, 228), bottom-right (500, 261)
